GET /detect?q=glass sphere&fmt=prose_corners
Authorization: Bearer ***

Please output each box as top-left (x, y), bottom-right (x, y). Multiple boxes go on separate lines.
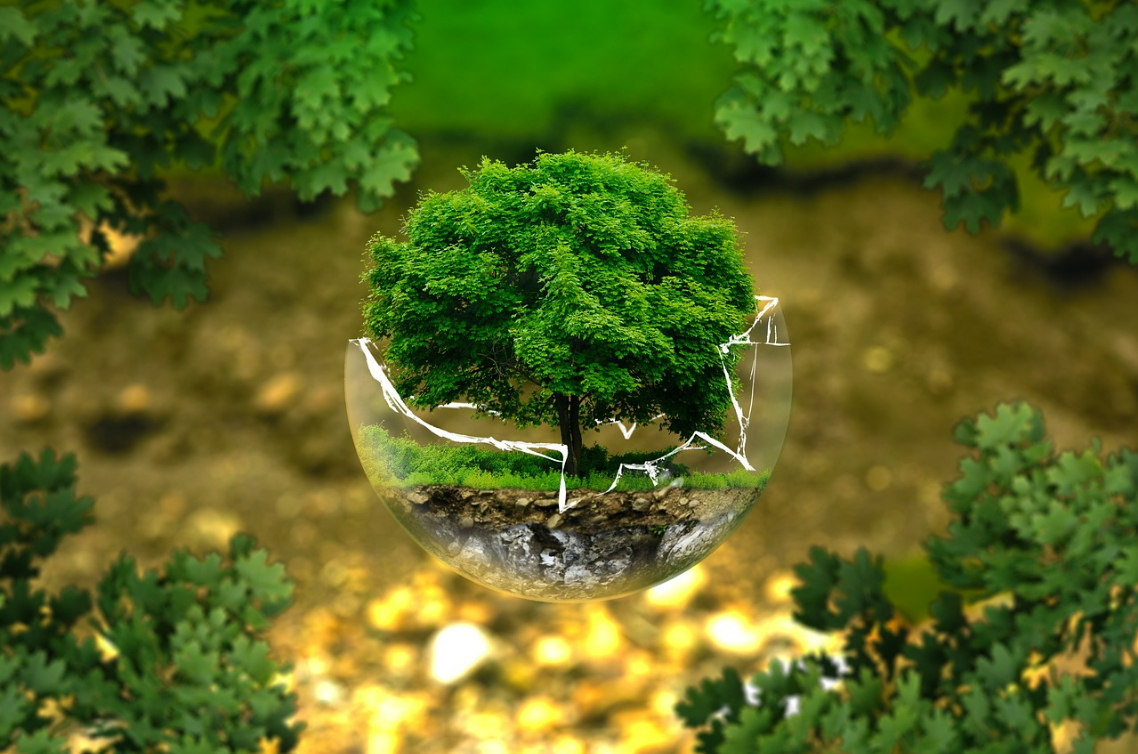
top-left (344, 296), bottom-right (791, 601)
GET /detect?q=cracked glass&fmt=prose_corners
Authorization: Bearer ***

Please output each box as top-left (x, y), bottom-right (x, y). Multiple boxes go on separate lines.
top-left (345, 296), bottom-right (791, 601)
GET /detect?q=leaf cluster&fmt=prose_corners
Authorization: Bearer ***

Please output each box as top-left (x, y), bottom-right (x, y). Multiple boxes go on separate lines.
top-left (677, 402), bottom-right (1138, 753)
top-left (1, 448), bottom-right (302, 753)
top-left (363, 150), bottom-right (756, 439)
top-left (1, 0), bottom-right (419, 368)
top-left (706, 0), bottom-right (1138, 261)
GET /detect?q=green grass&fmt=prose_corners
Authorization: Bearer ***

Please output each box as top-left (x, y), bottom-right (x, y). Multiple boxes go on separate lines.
top-left (387, 0), bottom-right (737, 144)
top-left (358, 424), bottom-right (769, 492)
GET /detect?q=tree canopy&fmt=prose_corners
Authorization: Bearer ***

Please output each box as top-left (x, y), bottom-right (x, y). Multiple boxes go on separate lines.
top-left (363, 150), bottom-right (756, 476)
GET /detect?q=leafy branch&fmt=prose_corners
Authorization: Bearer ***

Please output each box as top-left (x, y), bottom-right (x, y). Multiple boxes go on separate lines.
top-left (1, 448), bottom-right (302, 753)
top-left (706, 0), bottom-right (1138, 262)
top-left (678, 402), bottom-right (1138, 752)
top-left (0, 0), bottom-right (420, 369)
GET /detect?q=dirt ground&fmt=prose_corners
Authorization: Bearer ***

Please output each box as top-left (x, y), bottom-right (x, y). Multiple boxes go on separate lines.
top-left (3, 128), bottom-right (1137, 752)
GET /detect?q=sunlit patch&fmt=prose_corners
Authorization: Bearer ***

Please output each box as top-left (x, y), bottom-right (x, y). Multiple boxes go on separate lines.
top-left (365, 729), bottom-right (400, 754)
top-left (78, 216), bottom-right (141, 269)
top-left (763, 570), bottom-right (798, 604)
top-left (95, 633), bottom-right (119, 662)
top-left (549, 736), bottom-right (587, 754)
top-left (362, 686), bottom-right (430, 754)
top-left (662, 622), bottom-right (697, 655)
top-left (313, 678), bottom-right (346, 706)
top-left (626, 650), bottom-right (655, 679)
top-left (619, 717), bottom-right (674, 753)
top-left (644, 564), bottom-right (706, 609)
top-left (11, 393), bottom-right (50, 424)
top-left (366, 586), bottom-right (414, 632)
top-left (384, 644), bottom-right (417, 676)
top-left (583, 606), bottom-right (624, 660)
top-left (704, 609), bottom-right (763, 654)
top-left (428, 622), bottom-right (494, 684)
top-left (651, 689), bottom-right (680, 718)
top-left (532, 634), bottom-right (574, 667)
top-left (516, 697), bottom-right (565, 733)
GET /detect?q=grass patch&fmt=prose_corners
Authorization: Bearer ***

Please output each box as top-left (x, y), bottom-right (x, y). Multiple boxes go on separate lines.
top-left (388, 0), bottom-right (736, 144)
top-left (358, 424), bottom-right (769, 492)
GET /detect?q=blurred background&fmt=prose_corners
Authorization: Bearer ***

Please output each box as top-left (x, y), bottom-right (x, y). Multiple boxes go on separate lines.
top-left (3, 1), bottom-right (1138, 752)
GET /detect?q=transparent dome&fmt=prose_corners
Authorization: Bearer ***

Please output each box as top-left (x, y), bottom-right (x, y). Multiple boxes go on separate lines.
top-left (345, 296), bottom-right (791, 601)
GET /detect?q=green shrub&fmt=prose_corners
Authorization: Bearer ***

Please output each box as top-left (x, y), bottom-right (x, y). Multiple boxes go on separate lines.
top-left (677, 402), bottom-right (1138, 753)
top-left (0, 449), bottom-right (302, 752)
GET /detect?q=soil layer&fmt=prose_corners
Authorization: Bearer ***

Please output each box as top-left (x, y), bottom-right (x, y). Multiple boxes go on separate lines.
top-left (390, 483), bottom-right (757, 531)
top-left (384, 484), bottom-right (760, 600)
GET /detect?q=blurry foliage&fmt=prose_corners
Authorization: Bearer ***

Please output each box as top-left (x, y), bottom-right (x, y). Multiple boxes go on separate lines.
top-left (0, 448), bottom-right (301, 753)
top-left (707, 0), bottom-right (1138, 261)
top-left (0, 0), bottom-right (418, 369)
top-left (678, 403), bottom-right (1138, 753)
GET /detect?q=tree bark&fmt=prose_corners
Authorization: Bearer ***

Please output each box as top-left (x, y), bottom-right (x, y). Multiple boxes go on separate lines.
top-left (555, 393), bottom-right (583, 477)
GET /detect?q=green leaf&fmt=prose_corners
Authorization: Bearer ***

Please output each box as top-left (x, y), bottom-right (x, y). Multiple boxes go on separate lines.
top-left (0, 276), bottom-right (38, 317)
top-left (676, 667), bottom-right (747, 726)
top-left (230, 635), bottom-right (276, 685)
top-left (11, 727), bottom-right (68, 754)
top-left (1093, 209), bottom-right (1138, 263)
top-left (18, 651), bottom-right (67, 695)
top-left (1108, 174), bottom-right (1138, 211)
top-left (0, 8), bottom-right (37, 46)
top-left (1061, 177), bottom-right (1105, 218)
top-left (139, 64), bottom-right (187, 108)
top-left (717, 96), bottom-right (782, 162)
top-left (47, 267), bottom-right (88, 310)
top-left (979, 0), bottom-right (1028, 26)
top-left (233, 547), bottom-right (294, 609)
top-left (132, 0), bottom-right (181, 30)
top-left (915, 59), bottom-right (955, 99)
top-left (934, 0), bottom-right (981, 32)
top-left (942, 185), bottom-right (1012, 233)
top-left (129, 256), bottom-right (209, 309)
top-left (296, 160), bottom-right (350, 199)
top-left (107, 25), bottom-right (147, 75)
top-left (974, 403), bottom-right (1040, 451)
top-left (975, 642), bottom-right (1023, 690)
top-left (358, 139), bottom-right (418, 202)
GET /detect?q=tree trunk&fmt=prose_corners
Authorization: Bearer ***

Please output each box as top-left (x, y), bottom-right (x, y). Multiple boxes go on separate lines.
top-left (555, 393), bottom-right (583, 477)
top-left (570, 394), bottom-right (583, 477)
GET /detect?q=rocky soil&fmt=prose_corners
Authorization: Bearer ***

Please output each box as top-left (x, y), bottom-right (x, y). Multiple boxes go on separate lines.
top-left (386, 484), bottom-right (759, 600)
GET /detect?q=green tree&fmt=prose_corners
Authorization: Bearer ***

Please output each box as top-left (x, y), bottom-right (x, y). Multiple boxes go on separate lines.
top-left (363, 151), bottom-right (756, 477)
top-left (0, 0), bottom-right (418, 369)
top-left (706, 0), bottom-right (1138, 262)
